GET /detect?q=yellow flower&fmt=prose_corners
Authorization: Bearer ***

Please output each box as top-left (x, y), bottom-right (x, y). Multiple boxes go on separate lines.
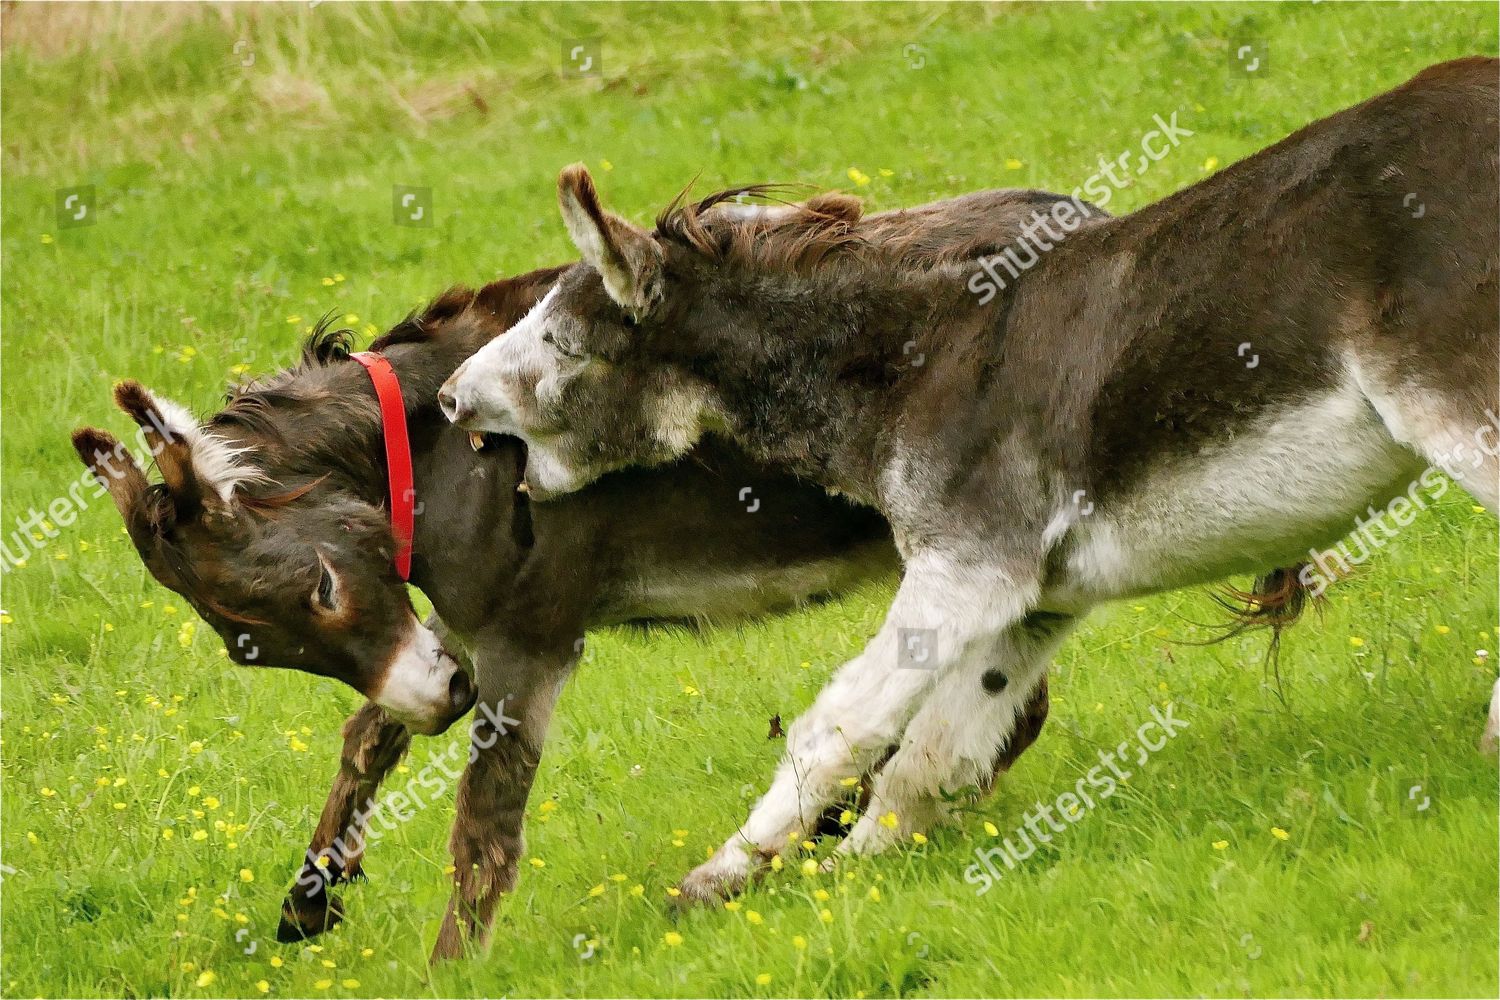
top-left (360, 948), bottom-right (374, 958)
top-left (39, 787), bottom-right (56, 798)
top-left (270, 956), bottom-right (284, 968)
top-left (983, 821), bottom-right (1000, 837)
top-left (867, 886), bottom-right (881, 902)
top-left (1212, 840), bottom-right (1228, 850)
top-left (792, 934), bottom-right (807, 950)
top-left (839, 777), bottom-right (859, 787)
top-left (341, 980), bottom-right (359, 989)
top-left (878, 812), bottom-right (899, 830)
top-left (342, 314), bottom-right (358, 325)
top-left (746, 909), bottom-right (764, 925)
top-left (287, 315), bottom-right (303, 324)
top-left (588, 883), bottom-right (606, 897)
top-left (1201, 156), bottom-right (1220, 172)
top-left (770, 855), bottom-right (783, 872)
top-left (878, 168), bottom-right (894, 177)
top-left (1348, 636), bottom-right (1365, 648)
top-left (756, 973), bottom-right (772, 986)
top-left (629, 883), bottom-right (645, 897)
top-left (192, 830), bottom-right (208, 841)
top-left (195, 971), bottom-right (216, 988)
top-left (813, 888), bottom-right (830, 902)
top-left (665, 887), bottom-right (681, 897)
top-left (538, 801), bottom-right (558, 814)
top-left (838, 810), bottom-right (855, 826)
top-left (203, 796), bottom-right (220, 810)
top-left (800, 858), bottom-right (819, 876)
top-left (663, 931), bottom-right (684, 947)
top-left (41, 234), bottom-right (53, 244)
top-left (847, 167), bottom-right (871, 187)
top-left (314, 979), bottom-right (332, 990)
top-left (1271, 827), bottom-right (1290, 841)
top-left (255, 980), bottom-right (270, 993)
top-left (723, 900), bottom-right (742, 911)
top-left (239, 868), bottom-right (254, 882)
top-left (529, 858), bottom-right (546, 868)
top-left (1004, 158), bottom-right (1024, 170)
top-left (911, 832), bottom-right (928, 845)
top-left (320, 959), bottom-right (335, 968)
top-left (26, 831), bottom-right (38, 845)
top-left (1436, 624), bottom-right (1451, 634)
top-left (819, 908), bottom-right (833, 923)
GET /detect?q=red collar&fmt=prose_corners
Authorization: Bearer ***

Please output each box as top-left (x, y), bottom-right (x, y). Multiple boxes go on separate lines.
top-left (350, 352), bottom-right (415, 580)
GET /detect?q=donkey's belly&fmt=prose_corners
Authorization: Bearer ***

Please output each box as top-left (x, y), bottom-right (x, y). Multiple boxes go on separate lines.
top-left (607, 540), bottom-right (896, 624)
top-left (1044, 382), bottom-right (1425, 609)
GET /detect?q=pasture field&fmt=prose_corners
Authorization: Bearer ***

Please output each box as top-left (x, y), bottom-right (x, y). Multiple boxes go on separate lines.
top-left (2, 3), bottom-right (1498, 997)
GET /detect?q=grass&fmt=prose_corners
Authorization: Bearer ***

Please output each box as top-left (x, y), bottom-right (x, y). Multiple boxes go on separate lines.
top-left (2, 2), bottom-right (1497, 996)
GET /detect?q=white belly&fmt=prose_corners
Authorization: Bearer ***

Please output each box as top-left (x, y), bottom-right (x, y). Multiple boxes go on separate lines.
top-left (1045, 382), bottom-right (1424, 610)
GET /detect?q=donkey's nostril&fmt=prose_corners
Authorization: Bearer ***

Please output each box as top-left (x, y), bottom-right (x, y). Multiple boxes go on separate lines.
top-left (448, 670), bottom-right (476, 714)
top-left (438, 386), bottom-right (465, 423)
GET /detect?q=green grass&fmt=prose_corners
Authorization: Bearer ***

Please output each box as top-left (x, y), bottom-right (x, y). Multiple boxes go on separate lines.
top-left (3, 2), bottom-right (1497, 996)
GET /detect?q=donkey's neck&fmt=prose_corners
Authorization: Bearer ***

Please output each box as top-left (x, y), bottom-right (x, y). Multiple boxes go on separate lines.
top-left (706, 264), bottom-right (982, 501)
top-left (219, 332), bottom-right (484, 508)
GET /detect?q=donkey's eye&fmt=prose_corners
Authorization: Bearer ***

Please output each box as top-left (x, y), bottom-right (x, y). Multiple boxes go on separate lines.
top-left (542, 332), bottom-right (584, 360)
top-left (314, 563), bottom-right (338, 611)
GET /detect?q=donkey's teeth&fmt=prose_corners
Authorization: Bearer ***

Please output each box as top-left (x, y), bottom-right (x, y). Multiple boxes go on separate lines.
top-left (517, 481), bottom-right (531, 494)
top-left (468, 432), bottom-right (486, 452)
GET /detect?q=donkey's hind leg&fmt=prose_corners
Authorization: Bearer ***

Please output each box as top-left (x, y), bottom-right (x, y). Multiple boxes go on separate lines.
top-left (278, 701), bottom-right (411, 942)
top-left (1354, 367), bottom-right (1500, 750)
top-left (811, 678), bottom-right (1051, 839)
top-left (837, 614), bottom-right (1075, 857)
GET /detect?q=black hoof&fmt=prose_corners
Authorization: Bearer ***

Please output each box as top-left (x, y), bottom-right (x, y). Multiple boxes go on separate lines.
top-left (276, 890), bottom-right (345, 942)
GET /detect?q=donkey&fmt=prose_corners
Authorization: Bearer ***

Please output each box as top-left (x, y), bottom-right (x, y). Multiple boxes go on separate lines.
top-left (70, 189), bottom-right (1094, 960)
top-left (443, 57), bottom-right (1500, 902)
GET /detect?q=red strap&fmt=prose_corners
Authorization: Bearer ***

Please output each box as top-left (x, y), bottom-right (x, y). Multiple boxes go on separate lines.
top-left (350, 352), bottom-right (414, 580)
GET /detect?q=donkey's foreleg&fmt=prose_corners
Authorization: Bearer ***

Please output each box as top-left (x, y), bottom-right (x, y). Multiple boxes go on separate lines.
top-left (837, 613), bottom-right (1076, 857)
top-left (678, 556), bottom-right (1036, 902)
top-left (429, 659), bottom-right (568, 963)
top-left (278, 701), bottom-right (411, 942)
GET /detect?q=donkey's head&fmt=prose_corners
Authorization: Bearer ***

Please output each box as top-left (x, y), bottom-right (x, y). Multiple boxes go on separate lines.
top-left (72, 369), bottom-right (474, 736)
top-left (440, 166), bottom-right (870, 498)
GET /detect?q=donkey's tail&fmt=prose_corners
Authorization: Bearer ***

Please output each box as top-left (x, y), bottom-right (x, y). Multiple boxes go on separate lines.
top-left (1216, 565), bottom-right (1316, 639)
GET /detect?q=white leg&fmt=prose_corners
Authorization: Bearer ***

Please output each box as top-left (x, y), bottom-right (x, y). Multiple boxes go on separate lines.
top-left (678, 553), bottom-right (1037, 900)
top-left (838, 613), bottom-right (1076, 856)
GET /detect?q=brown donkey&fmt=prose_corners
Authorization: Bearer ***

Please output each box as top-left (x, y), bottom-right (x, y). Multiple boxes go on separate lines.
top-left (445, 58), bottom-right (1500, 901)
top-left (71, 189), bottom-right (1093, 960)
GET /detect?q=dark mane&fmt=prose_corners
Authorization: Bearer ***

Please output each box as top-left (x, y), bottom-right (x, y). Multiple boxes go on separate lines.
top-left (369, 286), bottom-right (478, 352)
top-left (653, 184), bottom-right (869, 271)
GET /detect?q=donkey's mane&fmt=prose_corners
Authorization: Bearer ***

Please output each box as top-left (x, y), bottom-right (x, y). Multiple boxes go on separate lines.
top-left (652, 185), bottom-right (1041, 276)
top-left (653, 185), bottom-right (870, 272)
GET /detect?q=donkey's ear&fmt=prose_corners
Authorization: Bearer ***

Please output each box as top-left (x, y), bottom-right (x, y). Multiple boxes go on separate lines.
top-left (557, 163), bottom-right (663, 315)
top-left (71, 427), bottom-right (151, 534)
top-left (113, 380), bottom-right (262, 511)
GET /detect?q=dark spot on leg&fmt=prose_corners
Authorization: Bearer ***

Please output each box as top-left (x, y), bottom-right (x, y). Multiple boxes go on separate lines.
top-left (981, 669), bottom-right (1008, 694)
